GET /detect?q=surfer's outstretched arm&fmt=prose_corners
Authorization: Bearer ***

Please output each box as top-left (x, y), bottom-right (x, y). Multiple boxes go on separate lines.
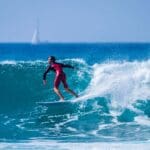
top-left (61, 64), bottom-right (74, 69)
top-left (43, 66), bottom-right (52, 84)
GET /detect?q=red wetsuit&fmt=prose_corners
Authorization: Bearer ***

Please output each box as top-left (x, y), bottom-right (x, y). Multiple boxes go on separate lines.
top-left (43, 62), bottom-right (74, 88)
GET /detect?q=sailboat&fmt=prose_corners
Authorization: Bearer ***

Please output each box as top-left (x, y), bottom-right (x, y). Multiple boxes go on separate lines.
top-left (31, 23), bottom-right (40, 44)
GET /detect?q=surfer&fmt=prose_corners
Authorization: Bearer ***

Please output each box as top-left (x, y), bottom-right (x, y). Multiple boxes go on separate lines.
top-left (43, 56), bottom-right (78, 101)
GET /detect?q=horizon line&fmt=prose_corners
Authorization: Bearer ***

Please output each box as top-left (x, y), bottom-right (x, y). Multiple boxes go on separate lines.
top-left (0, 41), bottom-right (150, 44)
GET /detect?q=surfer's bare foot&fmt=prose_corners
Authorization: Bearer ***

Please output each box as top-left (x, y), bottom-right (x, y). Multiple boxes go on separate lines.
top-left (60, 98), bottom-right (64, 101)
top-left (65, 88), bottom-right (78, 98)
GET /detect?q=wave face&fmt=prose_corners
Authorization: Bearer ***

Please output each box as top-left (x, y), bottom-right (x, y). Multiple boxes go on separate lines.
top-left (0, 43), bottom-right (150, 143)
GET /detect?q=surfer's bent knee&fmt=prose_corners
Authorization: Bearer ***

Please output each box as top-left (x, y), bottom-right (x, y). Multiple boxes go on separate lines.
top-left (54, 87), bottom-right (59, 91)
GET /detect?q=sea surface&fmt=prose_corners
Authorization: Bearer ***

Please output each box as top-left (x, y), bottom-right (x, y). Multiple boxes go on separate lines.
top-left (0, 43), bottom-right (150, 149)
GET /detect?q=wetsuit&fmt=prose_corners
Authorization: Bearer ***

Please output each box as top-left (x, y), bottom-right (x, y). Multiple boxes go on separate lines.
top-left (43, 63), bottom-right (74, 88)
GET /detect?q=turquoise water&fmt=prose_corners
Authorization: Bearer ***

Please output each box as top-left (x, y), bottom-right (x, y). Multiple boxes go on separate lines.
top-left (0, 43), bottom-right (150, 149)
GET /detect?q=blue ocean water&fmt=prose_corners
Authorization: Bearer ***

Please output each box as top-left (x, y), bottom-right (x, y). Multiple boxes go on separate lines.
top-left (0, 43), bottom-right (150, 149)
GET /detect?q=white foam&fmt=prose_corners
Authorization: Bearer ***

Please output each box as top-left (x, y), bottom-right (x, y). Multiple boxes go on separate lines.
top-left (0, 140), bottom-right (149, 150)
top-left (0, 60), bottom-right (46, 65)
top-left (0, 60), bottom-right (17, 65)
top-left (135, 116), bottom-right (150, 126)
top-left (63, 58), bottom-right (87, 65)
top-left (79, 60), bottom-right (150, 109)
top-left (0, 58), bottom-right (86, 66)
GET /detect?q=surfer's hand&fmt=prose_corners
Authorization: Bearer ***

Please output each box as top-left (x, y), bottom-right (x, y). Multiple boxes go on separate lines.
top-left (43, 80), bottom-right (47, 85)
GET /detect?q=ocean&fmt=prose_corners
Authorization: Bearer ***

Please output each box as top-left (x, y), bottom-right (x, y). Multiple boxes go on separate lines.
top-left (0, 43), bottom-right (150, 149)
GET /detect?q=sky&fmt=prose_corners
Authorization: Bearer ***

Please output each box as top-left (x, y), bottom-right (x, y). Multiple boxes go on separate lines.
top-left (0, 0), bottom-right (150, 42)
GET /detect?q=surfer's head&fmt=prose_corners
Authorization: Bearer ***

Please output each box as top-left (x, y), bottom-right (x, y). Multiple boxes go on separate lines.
top-left (48, 56), bottom-right (56, 64)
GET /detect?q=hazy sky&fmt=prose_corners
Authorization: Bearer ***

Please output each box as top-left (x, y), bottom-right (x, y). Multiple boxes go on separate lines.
top-left (0, 0), bottom-right (150, 42)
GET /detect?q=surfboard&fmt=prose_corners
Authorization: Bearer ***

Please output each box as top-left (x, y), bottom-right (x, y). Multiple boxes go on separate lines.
top-left (36, 100), bottom-right (79, 115)
top-left (36, 101), bottom-right (72, 106)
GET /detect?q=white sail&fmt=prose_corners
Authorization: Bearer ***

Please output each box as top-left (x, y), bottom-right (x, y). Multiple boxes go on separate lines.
top-left (31, 23), bottom-right (40, 44)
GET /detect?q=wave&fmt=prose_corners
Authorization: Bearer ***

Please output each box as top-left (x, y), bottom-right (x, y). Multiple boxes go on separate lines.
top-left (83, 60), bottom-right (150, 106)
top-left (0, 58), bottom-right (150, 141)
top-left (0, 59), bottom-right (150, 115)
top-left (0, 58), bottom-right (89, 113)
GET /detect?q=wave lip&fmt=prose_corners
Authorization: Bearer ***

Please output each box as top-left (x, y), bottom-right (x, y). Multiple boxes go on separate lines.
top-left (0, 60), bottom-right (46, 65)
top-left (82, 60), bottom-right (150, 109)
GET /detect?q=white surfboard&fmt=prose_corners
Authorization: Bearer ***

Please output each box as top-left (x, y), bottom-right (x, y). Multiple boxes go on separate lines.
top-left (36, 101), bottom-right (72, 106)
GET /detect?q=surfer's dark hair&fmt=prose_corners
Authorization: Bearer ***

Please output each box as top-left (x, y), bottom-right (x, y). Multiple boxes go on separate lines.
top-left (49, 56), bottom-right (56, 62)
